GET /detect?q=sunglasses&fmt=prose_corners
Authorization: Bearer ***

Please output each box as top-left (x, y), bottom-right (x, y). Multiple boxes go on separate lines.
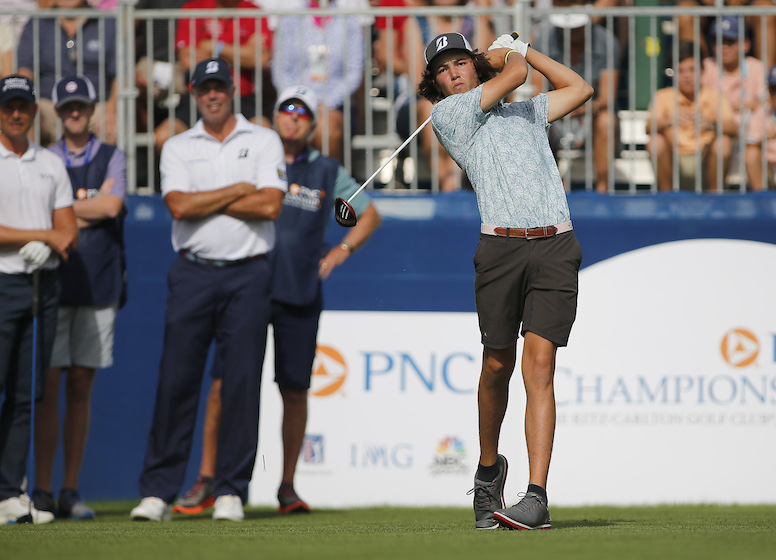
top-left (279, 102), bottom-right (312, 120)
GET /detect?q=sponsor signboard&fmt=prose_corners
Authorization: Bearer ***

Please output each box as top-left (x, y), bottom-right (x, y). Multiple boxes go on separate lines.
top-left (249, 239), bottom-right (776, 507)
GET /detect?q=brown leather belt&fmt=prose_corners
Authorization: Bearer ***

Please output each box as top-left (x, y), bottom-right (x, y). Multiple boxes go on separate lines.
top-left (481, 220), bottom-right (573, 240)
top-left (180, 250), bottom-right (265, 268)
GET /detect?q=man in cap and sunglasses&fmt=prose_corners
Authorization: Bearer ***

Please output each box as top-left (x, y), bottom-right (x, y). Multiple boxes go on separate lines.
top-left (0, 75), bottom-right (77, 524)
top-left (130, 58), bottom-right (287, 523)
top-left (418, 32), bottom-right (592, 530)
top-left (173, 85), bottom-right (380, 516)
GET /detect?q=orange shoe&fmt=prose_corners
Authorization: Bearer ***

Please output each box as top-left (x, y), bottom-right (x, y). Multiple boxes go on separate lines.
top-left (172, 476), bottom-right (215, 514)
top-left (277, 485), bottom-right (311, 514)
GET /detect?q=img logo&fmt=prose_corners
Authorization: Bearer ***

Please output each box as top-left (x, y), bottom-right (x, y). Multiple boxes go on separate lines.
top-left (721, 329), bottom-right (759, 368)
top-left (301, 435), bottom-right (324, 464)
top-left (311, 345), bottom-right (347, 397)
top-left (429, 436), bottom-right (468, 476)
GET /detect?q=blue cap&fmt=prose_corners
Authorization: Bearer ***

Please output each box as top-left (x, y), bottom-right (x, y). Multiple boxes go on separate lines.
top-left (52, 75), bottom-right (97, 109)
top-left (769, 65), bottom-right (776, 87)
top-left (0, 75), bottom-right (35, 105)
top-left (190, 57), bottom-right (233, 88)
top-left (709, 16), bottom-right (741, 41)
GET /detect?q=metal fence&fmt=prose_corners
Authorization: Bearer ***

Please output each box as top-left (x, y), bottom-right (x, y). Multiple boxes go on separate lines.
top-left (2, 2), bottom-right (775, 194)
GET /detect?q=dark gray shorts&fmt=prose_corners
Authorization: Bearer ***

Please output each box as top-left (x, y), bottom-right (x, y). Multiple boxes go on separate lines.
top-left (473, 231), bottom-right (583, 348)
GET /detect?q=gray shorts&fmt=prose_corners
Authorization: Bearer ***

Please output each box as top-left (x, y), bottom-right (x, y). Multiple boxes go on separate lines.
top-left (473, 231), bottom-right (583, 349)
top-left (50, 303), bottom-right (119, 369)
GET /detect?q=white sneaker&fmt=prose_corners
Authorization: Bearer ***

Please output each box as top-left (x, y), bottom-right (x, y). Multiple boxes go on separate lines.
top-left (0, 494), bottom-right (54, 524)
top-left (212, 495), bottom-right (244, 521)
top-left (130, 497), bottom-right (172, 521)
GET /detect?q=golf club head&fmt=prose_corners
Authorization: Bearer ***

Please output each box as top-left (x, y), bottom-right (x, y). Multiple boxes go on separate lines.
top-left (334, 197), bottom-right (358, 227)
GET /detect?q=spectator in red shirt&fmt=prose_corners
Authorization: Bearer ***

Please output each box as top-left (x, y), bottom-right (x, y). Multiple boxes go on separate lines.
top-left (153, 0), bottom-right (274, 152)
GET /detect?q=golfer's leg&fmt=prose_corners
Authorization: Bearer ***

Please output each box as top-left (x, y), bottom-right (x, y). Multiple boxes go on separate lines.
top-left (521, 331), bottom-right (558, 489)
top-left (478, 344), bottom-right (516, 467)
top-left (139, 259), bottom-right (215, 502)
top-left (279, 387), bottom-right (307, 485)
top-left (62, 366), bottom-right (97, 489)
top-left (214, 258), bottom-right (271, 501)
top-left (198, 378), bottom-right (221, 479)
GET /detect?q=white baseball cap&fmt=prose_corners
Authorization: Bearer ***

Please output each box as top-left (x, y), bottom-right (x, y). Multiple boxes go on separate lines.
top-left (549, 13), bottom-right (591, 29)
top-left (274, 85), bottom-right (319, 122)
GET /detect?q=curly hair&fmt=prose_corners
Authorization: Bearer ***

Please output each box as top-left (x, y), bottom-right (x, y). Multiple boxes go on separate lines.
top-left (417, 50), bottom-right (497, 104)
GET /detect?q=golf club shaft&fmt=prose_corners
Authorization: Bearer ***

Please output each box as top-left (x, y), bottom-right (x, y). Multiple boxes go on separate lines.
top-left (346, 115), bottom-right (433, 204)
top-left (28, 270), bottom-right (39, 517)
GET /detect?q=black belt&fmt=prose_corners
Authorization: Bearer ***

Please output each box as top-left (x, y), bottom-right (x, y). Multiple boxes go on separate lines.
top-left (180, 250), bottom-right (265, 268)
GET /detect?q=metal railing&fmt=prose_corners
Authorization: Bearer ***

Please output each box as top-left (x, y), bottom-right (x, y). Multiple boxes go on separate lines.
top-left (2, 2), bottom-right (775, 194)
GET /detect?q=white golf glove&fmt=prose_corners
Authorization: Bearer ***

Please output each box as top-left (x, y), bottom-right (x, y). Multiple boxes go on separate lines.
top-left (488, 33), bottom-right (531, 58)
top-left (19, 241), bottom-right (52, 271)
top-left (488, 34), bottom-right (516, 51)
top-left (510, 37), bottom-right (530, 57)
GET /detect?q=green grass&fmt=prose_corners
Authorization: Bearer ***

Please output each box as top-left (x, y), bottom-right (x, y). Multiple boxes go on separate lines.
top-left (1, 503), bottom-right (775, 560)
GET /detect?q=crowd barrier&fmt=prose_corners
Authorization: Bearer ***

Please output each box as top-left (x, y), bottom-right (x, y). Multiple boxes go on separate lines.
top-left (36, 191), bottom-right (775, 506)
top-left (3, 3), bottom-right (776, 193)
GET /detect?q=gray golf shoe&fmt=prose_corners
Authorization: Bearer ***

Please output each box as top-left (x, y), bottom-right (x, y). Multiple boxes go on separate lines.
top-left (493, 491), bottom-right (551, 530)
top-left (467, 454), bottom-right (508, 530)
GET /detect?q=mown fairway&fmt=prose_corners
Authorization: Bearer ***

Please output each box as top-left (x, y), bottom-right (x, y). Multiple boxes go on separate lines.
top-left (2, 503), bottom-right (775, 560)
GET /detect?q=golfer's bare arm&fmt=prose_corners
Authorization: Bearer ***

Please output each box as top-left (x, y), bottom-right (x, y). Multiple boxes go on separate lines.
top-left (164, 182), bottom-right (258, 220)
top-left (526, 48), bottom-right (594, 123)
top-left (481, 48), bottom-right (529, 111)
top-left (220, 187), bottom-right (285, 221)
top-left (50, 206), bottom-right (79, 258)
top-left (0, 206), bottom-right (78, 259)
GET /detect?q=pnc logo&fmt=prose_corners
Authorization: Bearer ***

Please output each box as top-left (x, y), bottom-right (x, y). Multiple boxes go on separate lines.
top-left (310, 344), bottom-right (347, 397)
top-left (720, 329), bottom-right (759, 368)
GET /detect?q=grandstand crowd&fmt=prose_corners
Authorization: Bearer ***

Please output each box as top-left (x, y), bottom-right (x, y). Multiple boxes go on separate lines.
top-left (2, 0), bottom-right (776, 190)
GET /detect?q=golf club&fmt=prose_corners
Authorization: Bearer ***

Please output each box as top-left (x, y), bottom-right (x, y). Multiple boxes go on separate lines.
top-left (334, 115), bottom-right (432, 227)
top-left (18, 270), bottom-right (39, 524)
top-left (334, 32), bottom-right (521, 228)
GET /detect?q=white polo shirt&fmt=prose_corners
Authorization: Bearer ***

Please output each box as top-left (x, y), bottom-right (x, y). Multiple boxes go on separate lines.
top-left (0, 141), bottom-right (73, 274)
top-left (160, 114), bottom-right (288, 260)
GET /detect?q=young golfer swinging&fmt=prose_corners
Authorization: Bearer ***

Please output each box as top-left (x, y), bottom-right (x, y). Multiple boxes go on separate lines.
top-left (418, 32), bottom-right (592, 530)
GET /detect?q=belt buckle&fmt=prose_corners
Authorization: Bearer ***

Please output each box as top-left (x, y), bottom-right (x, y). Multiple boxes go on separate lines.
top-left (525, 227), bottom-right (542, 240)
top-left (525, 226), bottom-right (557, 240)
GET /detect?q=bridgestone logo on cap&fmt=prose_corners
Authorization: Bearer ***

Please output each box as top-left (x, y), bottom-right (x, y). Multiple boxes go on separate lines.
top-left (436, 36), bottom-right (448, 52)
top-left (206, 61), bottom-right (219, 74)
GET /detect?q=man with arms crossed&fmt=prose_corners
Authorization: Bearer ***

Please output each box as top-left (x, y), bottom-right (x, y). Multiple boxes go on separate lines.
top-left (173, 85), bottom-right (381, 515)
top-left (130, 58), bottom-right (287, 523)
top-left (0, 75), bottom-right (78, 524)
top-left (418, 32), bottom-right (592, 530)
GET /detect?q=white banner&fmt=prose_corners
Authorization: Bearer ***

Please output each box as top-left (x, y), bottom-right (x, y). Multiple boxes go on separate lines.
top-left (250, 239), bottom-right (776, 507)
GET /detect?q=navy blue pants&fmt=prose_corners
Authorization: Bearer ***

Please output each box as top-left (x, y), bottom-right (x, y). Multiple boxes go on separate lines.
top-left (0, 271), bottom-right (58, 501)
top-left (138, 256), bottom-right (271, 503)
